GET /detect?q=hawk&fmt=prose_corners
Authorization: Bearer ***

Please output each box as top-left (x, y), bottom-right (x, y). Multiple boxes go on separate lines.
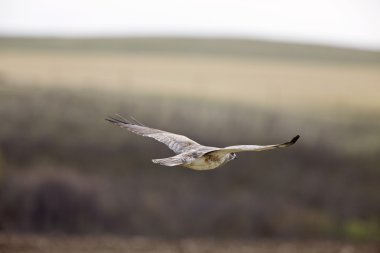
top-left (106, 115), bottom-right (299, 170)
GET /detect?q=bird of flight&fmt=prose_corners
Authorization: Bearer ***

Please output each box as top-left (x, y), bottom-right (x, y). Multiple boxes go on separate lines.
top-left (106, 115), bottom-right (300, 171)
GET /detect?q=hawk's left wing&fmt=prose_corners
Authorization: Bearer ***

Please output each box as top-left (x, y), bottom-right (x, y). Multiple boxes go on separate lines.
top-left (106, 114), bottom-right (201, 154)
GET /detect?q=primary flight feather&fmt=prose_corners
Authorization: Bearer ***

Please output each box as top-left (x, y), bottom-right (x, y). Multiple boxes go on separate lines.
top-left (106, 115), bottom-right (300, 170)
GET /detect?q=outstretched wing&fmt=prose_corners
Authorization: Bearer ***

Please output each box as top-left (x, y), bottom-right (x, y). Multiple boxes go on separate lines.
top-left (219, 135), bottom-right (300, 153)
top-left (106, 115), bottom-right (201, 154)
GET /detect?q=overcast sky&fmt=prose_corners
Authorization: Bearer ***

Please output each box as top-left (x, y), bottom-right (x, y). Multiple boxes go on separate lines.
top-left (0, 0), bottom-right (379, 50)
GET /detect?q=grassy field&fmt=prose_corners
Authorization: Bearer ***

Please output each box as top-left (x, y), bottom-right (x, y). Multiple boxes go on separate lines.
top-left (0, 38), bottom-right (379, 244)
top-left (1, 234), bottom-right (379, 253)
top-left (0, 48), bottom-right (379, 113)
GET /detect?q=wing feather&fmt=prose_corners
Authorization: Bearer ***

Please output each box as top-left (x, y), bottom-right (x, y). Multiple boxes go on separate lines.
top-left (106, 115), bottom-right (201, 154)
top-left (219, 135), bottom-right (300, 153)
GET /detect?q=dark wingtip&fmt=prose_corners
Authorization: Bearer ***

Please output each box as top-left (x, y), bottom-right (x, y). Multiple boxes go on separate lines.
top-left (105, 114), bottom-right (145, 126)
top-left (105, 115), bottom-right (127, 125)
top-left (105, 116), bottom-right (114, 121)
top-left (105, 116), bottom-right (116, 123)
top-left (291, 135), bottom-right (300, 144)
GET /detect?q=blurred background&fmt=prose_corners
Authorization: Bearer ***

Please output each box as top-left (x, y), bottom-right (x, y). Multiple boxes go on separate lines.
top-left (0, 0), bottom-right (379, 252)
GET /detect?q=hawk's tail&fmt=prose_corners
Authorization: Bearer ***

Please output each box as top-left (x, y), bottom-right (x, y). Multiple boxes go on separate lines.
top-left (152, 155), bottom-right (186, 167)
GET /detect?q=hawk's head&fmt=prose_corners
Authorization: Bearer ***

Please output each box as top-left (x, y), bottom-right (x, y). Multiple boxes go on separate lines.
top-left (228, 152), bottom-right (237, 161)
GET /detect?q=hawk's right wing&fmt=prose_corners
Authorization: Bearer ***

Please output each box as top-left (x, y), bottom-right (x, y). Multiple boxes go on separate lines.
top-left (106, 115), bottom-right (201, 154)
top-left (217, 135), bottom-right (300, 153)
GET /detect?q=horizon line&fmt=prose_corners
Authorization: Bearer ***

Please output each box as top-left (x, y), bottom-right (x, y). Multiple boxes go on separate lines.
top-left (0, 33), bottom-right (379, 52)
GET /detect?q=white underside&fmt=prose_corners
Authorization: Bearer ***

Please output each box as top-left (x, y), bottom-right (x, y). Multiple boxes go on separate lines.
top-left (182, 154), bottom-right (230, 170)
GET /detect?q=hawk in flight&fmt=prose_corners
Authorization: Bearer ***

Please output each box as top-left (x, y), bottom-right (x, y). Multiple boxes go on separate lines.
top-left (106, 115), bottom-right (300, 171)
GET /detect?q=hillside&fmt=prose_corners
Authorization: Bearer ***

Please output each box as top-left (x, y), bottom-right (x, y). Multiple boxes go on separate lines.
top-left (1, 37), bottom-right (380, 63)
top-left (0, 37), bottom-right (379, 240)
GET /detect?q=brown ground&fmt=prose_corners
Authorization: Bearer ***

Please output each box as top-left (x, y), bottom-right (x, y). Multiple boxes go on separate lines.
top-left (0, 234), bottom-right (379, 253)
